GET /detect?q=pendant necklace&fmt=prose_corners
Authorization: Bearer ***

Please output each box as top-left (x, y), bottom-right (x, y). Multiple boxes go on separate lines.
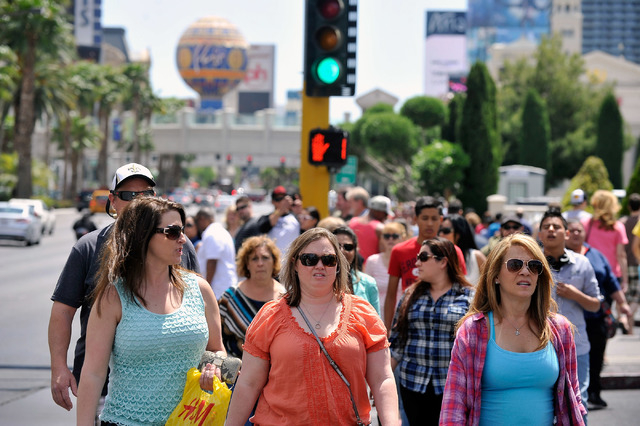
top-left (302, 301), bottom-right (332, 329)
top-left (503, 315), bottom-right (527, 336)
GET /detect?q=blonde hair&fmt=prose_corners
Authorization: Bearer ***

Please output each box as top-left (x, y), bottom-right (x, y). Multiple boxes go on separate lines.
top-left (591, 190), bottom-right (620, 230)
top-left (382, 221), bottom-right (406, 237)
top-left (460, 233), bottom-right (557, 350)
top-left (317, 216), bottom-right (346, 232)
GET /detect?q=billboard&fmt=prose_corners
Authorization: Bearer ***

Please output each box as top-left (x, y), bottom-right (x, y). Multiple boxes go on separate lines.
top-left (74, 0), bottom-right (101, 47)
top-left (235, 44), bottom-right (275, 112)
top-left (467, 0), bottom-right (551, 63)
top-left (424, 11), bottom-right (467, 97)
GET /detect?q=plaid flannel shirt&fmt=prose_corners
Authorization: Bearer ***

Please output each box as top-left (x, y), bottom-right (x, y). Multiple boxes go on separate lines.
top-left (389, 282), bottom-right (473, 394)
top-left (439, 312), bottom-right (587, 425)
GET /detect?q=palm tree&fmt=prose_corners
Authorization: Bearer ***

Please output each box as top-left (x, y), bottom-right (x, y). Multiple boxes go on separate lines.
top-left (0, 45), bottom-right (18, 153)
top-left (96, 66), bottom-right (126, 186)
top-left (0, 0), bottom-right (73, 198)
top-left (122, 63), bottom-right (150, 163)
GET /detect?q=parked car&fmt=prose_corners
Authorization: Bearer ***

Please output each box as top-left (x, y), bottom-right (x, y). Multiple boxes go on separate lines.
top-left (9, 198), bottom-right (56, 235)
top-left (76, 189), bottom-right (94, 211)
top-left (89, 189), bottom-right (111, 214)
top-left (0, 202), bottom-right (42, 245)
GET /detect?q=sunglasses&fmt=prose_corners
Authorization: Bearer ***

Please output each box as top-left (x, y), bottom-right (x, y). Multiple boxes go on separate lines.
top-left (236, 204), bottom-right (249, 211)
top-left (417, 252), bottom-right (441, 262)
top-left (154, 225), bottom-right (184, 240)
top-left (438, 227), bottom-right (453, 235)
top-left (112, 189), bottom-right (155, 201)
top-left (502, 224), bottom-right (521, 231)
top-left (505, 258), bottom-right (544, 275)
top-left (273, 195), bottom-right (286, 202)
top-left (299, 253), bottom-right (338, 267)
top-left (339, 243), bottom-right (355, 252)
top-left (382, 233), bottom-right (400, 240)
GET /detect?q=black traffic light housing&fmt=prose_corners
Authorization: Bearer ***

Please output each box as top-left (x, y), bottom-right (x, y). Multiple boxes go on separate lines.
top-left (304, 0), bottom-right (357, 97)
top-left (308, 126), bottom-right (349, 169)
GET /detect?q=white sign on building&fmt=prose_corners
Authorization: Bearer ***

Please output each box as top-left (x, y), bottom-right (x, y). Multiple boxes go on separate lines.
top-left (424, 11), bottom-right (467, 97)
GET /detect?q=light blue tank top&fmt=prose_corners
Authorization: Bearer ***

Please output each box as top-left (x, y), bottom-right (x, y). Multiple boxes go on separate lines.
top-left (100, 272), bottom-right (209, 425)
top-left (479, 311), bottom-right (559, 426)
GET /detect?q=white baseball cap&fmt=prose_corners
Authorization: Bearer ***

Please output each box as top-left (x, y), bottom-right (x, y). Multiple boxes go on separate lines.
top-left (570, 189), bottom-right (585, 205)
top-left (110, 163), bottom-right (156, 190)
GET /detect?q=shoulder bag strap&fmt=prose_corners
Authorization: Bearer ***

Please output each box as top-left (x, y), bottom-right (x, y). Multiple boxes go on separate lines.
top-left (297, 306), bottom-right (367, 426)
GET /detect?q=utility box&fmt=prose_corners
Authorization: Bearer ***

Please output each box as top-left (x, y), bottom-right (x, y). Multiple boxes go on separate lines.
top-left (498, 165), bottom-right (546, 204)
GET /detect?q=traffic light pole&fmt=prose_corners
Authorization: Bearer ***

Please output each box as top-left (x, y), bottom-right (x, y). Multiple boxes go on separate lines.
top-left (300, 84), bottom-right (331, 219)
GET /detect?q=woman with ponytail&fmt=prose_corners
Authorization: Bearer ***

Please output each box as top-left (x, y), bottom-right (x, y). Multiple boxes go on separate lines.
top-left (389, 237), bottom-right (474, 425)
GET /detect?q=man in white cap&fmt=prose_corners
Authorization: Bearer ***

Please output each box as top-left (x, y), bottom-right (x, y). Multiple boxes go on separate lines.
top-left (48, 163), bottom-right (199, 420)
top-left (349, 194), bottom-right (391, 260)
top-left (563, 189), bottom-right (592, 221)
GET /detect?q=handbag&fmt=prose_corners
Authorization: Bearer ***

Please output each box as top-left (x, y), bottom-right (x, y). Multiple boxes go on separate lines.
top-left (601, 301), bottom-right (618, 339)
top-left (297, 306), bottom-right (370, 426)
top-left (165, 367), bottom-right (232, 426)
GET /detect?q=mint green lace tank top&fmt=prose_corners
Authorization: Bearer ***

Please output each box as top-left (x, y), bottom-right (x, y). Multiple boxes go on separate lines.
top-left (99, 272), bottom-right (209, 425)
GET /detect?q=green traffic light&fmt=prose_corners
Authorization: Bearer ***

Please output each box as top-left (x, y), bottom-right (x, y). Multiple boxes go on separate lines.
top-left (316, 57), bottom-right (340, 85)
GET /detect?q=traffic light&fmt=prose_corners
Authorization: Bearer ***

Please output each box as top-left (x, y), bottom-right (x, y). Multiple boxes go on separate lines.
top-left (308, 127), bottom-right (348, 168)
top-left (304, 0), bottom-right (357, 97)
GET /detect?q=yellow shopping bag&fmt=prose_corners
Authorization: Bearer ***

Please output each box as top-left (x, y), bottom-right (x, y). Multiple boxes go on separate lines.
top-left (166, 367), bottom-right (231, 426)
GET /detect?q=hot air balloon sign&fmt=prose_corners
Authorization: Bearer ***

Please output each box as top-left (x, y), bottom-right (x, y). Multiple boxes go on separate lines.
top-left (176, 16), bottom-right (249, 110)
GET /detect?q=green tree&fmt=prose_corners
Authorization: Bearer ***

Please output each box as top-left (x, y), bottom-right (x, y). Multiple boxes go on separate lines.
top-left (122, 63), bottom-right (151, 163)
top-left (442, 93), bottom-right (464, 143)
top-left (459, 62), bottom-right (501, 214)
top-left (596, 93), bottom-right (624, 188)
top-left (519, 89), bottom-right (551, 183)
top-left (0, 45), bottom-right (18, 151)
top-left (622, 157), bottom-right (640, 215)
top-left (399, 96), bottom-right (446, 130)
top-left (0, 0), bottom-right (73, 197)
top-left (412, 140), bottom-right (469, 198)
top-left (562, 156), bottom-right (613, 211)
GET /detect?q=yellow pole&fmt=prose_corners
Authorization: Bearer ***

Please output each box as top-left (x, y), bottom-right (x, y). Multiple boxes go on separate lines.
top-left (299, 85), bottom-right (331, 218)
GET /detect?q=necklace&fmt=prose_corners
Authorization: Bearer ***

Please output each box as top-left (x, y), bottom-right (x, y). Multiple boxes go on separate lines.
top-left (301, 301), bottom-right (332, 329)
top-left (503, 315), bottom-right (527, 336)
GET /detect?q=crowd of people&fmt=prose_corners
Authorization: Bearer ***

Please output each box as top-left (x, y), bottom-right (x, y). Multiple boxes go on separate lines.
top-left (48, 162), bottom-right (637, 425)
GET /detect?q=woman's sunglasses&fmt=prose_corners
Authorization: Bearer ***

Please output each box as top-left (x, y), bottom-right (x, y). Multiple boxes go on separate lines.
top-left (154, 225), bottom-right (184, 240)
top-left (438, 227), bottom-right (453, 235)
top-left (505, 258), bottom-right (544, 275)
top-left (416, 252), bottom-right (441, 262)
top-left (382, 233), bottom-right (400, 240)
top-left (339, 243), bottom-right (355, 252)
top-left (111, 189), bottom-right (155, 201)
top-left (298, 253), bottom-right (338, 267)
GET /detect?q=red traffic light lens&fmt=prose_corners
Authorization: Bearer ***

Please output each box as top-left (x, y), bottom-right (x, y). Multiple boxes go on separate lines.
top-left (318, 0), bottom-right (342, 20)
top-left (316, 26), bottom-right (340, 51)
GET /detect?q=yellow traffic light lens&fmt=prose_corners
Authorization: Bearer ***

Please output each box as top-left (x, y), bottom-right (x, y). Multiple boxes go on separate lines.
top-left (316, 57), bottom-right (340, 84)
top-left (317, 26), bottom-right (340, 51)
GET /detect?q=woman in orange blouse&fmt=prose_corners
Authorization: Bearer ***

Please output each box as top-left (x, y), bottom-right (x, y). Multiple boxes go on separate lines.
top-left (225, 228), bottom-right (399, 425)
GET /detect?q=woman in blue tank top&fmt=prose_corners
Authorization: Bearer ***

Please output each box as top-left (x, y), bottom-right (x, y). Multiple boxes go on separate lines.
top-left (440, 234), bottom-right (587, 425)
top-left (77, 197), bottom-right (226, 425)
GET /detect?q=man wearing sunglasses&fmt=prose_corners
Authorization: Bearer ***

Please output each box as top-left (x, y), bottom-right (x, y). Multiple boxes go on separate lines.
top-left (481, 215), bottom-right (525, 256)
top-left (539, 208), bottom-right (601, 416)
top-left (234, 195), bottom-right (260, 252)
top-left (48, 163), bottom-right (200, 419)
top-left (257, 186), bottom-right (300, 255)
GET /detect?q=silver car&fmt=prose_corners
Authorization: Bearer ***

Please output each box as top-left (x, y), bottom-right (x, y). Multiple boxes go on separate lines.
top-left (0, 202), bottom-right (42, 246)
top-left (9, 198), bottom-right (56, 235)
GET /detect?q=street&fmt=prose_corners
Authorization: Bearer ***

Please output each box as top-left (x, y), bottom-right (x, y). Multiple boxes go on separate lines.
top-left (0, 207), bottom-right (639, 425)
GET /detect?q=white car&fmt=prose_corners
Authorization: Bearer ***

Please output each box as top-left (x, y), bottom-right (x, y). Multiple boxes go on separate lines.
top-left (0, 202), bottom-right (42, 246)
top-left (9, 198), bottom-right (56, 235)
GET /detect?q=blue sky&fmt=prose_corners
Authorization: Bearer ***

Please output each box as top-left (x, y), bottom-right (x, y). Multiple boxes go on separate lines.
top-left (102, 0), bottom-right (467, 122)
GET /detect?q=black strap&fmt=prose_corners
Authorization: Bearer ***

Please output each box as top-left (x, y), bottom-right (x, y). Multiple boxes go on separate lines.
top-left (297, 306), bottom-right (367, 426)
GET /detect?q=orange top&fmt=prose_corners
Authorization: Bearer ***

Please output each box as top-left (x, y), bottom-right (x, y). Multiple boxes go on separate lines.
top-left (243, 294), bottom-right (389, 425)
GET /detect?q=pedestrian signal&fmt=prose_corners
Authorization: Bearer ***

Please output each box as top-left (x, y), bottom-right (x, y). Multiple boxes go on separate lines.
top-left (308, 127), bottom-right (348, 168)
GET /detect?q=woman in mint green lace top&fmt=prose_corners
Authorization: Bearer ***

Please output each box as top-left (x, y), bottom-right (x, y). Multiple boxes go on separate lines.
top-left (77, 197), bottom-right (225, 425)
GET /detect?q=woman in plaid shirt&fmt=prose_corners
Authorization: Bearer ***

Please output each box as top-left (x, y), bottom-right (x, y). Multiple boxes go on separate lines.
top-left (440, 234), bottom-right (586, 425)
top-left (389, 237), bottom-right (474, 425)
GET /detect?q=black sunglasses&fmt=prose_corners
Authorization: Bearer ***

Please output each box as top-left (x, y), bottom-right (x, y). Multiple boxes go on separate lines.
top-left (112, 189), bottom-right (155, 201)
top-left (299, 253), bottom-right (338, 267)
top-left (438, 227), bottom-right (453, 235)
top-left (417, 252), bottom-right (441, 262)
top-left (339, 243), bottom-right (355, 252)
top-left (502, 224), bottom-right (521, 231)
top-left (154, 225), bottom-right (184, 240)
top-left (236, 204), bottom-right (249, 211)
top-left (273, 195), bottom-right (286, 202)
top-left (505, 258), bottom-right (544, 275)
top-left (382, 233), bottom-right (400, 240)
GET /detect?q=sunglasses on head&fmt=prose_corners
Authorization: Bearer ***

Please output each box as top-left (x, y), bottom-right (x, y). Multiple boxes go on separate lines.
top-left (382, 233), bottom-right (400, 240)
top-left (505, 258), bottom-right (544, 275)
top-left (417, 252), bottom-right (441, 262)
top-left (438, 227), bottom-right (453, 235)
top-left (339, 243), bottom-right (355, 252)
top-left (154, 225), bottom-right (184, 240)
top-left (112, 189), bottom-right (155, 201)
top-left (298, 253), bottom-right (338, 267)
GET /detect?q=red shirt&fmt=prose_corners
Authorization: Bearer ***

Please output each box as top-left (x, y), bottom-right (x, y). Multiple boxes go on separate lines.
top-left (388, 237), bottom-right (467, 291)
top-left (348, 216), bottom-right (381, 260)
